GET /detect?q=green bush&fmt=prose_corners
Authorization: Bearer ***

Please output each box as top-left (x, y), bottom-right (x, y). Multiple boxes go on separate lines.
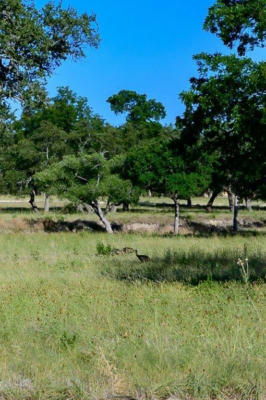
top-left (96, 241), bottom-right (112, 256)
top-left (60, 331), bottom-right (78, 349)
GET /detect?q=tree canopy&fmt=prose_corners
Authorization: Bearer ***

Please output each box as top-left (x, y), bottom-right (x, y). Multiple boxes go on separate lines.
top-left (178, 53), bottom-right (266, 200)
top-left (0, 0), bottom-right (99, 109)
top-left (124, 137), bottom-right (212, 233)
top-left (204, 0), bottom-right (266, 55)
top-left (107, 90), bottom-right (166, 123)
top-left (36, 153), bottom-right (135, 233)
top-left (0, 87), bottom-right (108, 209)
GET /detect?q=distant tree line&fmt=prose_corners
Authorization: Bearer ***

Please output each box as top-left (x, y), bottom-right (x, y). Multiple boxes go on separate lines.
top-left (0, 0), bottom-right (265, 233)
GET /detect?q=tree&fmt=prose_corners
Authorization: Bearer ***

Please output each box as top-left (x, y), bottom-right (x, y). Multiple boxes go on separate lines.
top-left (204, 0), bottom-right (266, 55)
top-left (24, 86), bottom-right (94, 133)
top-left (36, 153), bottom-right (135, 233)
top-left (124, 138), bottom-right (212, 234)
top-left (0, 0), bottom-right (99, 108)
top-left (107, 90), bottom-right (166, 123)
top-left (107, 90), bottom-right (170, 210)
top-left (1, 87), bottom-right (109, 211)
top-left (0, 107), bottom-right (17, 194)
top-left (178, 53), bottom-right (266, 230)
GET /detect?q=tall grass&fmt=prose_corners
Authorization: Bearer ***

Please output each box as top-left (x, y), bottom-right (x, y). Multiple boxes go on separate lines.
top-left (0, 232), bottom-right (265, 399)
top-left (104, 246), bottom-right (265, 284)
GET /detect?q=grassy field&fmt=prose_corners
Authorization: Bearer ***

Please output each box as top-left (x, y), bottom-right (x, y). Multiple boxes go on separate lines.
top-left (0, 230), bottom-right (265, 400)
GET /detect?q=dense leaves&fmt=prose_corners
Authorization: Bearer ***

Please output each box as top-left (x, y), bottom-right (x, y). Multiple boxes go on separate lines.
top-left (0, 0), bottom-right (99, 108)
top-left (124, 138), bottom-right (212, 233)
top-left (107, 90), bottom-right (166, 123)
top-left (204, 0), bottom-right (266, 55)
top-left (36, 153), bottom-right (135, 233)
top-left (178, 53), bottom-right (266, 200)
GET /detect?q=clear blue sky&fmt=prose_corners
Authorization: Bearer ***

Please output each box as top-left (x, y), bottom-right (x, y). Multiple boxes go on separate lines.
top-left (36, 0), bottom-right (265, 126)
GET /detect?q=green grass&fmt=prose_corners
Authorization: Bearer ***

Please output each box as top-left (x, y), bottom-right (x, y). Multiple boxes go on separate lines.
top-left (0, 232), bottom-right (265, 399)
top-left (105, 245), bottom-right (265, 284)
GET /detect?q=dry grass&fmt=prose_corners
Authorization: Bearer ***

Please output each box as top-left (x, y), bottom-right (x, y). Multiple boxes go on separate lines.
top-left (0, 195), bottom-right (265, 236)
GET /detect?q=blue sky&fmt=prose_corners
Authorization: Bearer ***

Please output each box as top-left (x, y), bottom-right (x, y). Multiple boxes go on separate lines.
top-left (36, 0), bottom-right (265, 126)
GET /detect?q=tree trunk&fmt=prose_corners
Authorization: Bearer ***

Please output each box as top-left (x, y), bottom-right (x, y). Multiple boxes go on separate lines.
top-left (29, 190), bottom-right (39, 213)
top-left (173, 197), bottom-right (180, 235)
top-left (187, 197), bottom-right (192, 208)
top-left (233, 195), bottom-right (239, 232)
top-left (84, 203), bottom-right (93, 213)
top-left (122, 202), bottom-right (129, 212)
top-left (226, 188), bottom-right (234, 212)
top-left (206, 190), bottom-right (219, 212)
top-left (77, 204), bottom-right (84, 213)
top-left (245, 198), bottom-right (252, 211)
top-left (93, 201), bottom-right (113, 234)
top-left (44, 193), bottom-right (50, 213)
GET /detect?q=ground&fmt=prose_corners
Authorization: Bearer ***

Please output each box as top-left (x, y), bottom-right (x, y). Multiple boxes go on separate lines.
top-left (0, 196), bottom-right (265, 399)
top-left (0, 195), bottom-right (265, 234)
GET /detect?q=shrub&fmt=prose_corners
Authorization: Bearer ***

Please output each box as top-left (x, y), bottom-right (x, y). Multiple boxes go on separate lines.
top-left (60, 331), bottom-right (78, 349)
top-left (96, 241), bottom-right (112, 256)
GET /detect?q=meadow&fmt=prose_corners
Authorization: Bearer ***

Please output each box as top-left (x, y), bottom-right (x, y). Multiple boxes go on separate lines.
top-left (0, 196), bottom-right (265, 400)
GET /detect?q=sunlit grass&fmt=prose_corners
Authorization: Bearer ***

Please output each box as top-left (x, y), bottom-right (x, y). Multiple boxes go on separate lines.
top-left (0, 232), bottom-right (265, 399)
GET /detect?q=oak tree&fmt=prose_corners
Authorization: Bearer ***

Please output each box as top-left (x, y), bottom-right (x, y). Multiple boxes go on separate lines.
top-left (204, 0), bottom-right (266, 55)
top-left (0, 0), bottom-right (99, 108)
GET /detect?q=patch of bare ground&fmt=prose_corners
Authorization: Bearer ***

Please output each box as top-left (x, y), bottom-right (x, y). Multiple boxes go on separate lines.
top-left (0, 216), bottom-right (265, 234)
top-left (0, 218), bottom-right (42, 233)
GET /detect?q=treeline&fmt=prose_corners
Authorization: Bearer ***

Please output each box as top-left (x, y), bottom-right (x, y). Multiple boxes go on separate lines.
top-left (0, 0), bottom-right (265, 233)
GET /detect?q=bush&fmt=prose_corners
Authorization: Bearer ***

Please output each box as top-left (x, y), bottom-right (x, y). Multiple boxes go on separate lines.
top-left (96, 241), bottom-right (112, 256)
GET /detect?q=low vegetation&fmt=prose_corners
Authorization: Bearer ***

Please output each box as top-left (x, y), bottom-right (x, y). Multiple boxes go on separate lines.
top-left (0, 231), bottom-right (265, 399)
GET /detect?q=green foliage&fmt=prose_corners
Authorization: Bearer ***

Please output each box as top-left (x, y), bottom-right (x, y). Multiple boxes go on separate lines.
top-left (36, 153), bottom-right (131, 204)
top-left (60, 331), bottom-right (78, 349)
top-left (1, 87), bottom-right (111, 197)
top-left (96, 241), bottom-right (112, 256)
top-left (0, 0), bottom-right (99, 108)
top-left (107, 90), bottom-right (166, 123)
top-left (0, 109), bottom-right (18, 193)
top-left (204, 0), bottom-right (266, 55)
top-left (20, 86), bottom-right (94, 134)
top-left (36, 151), bottom-right (136, 231)
top-left (115, 120), bottom-right (171, 150)
top-left (125, 138), bottom-right (212, 200)
top-left (123, 136), bottom-right (212, 233)
top-left (178, 53), bottom-right (266, 199)
top-left (104, 173), bottom-right (140, 206)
